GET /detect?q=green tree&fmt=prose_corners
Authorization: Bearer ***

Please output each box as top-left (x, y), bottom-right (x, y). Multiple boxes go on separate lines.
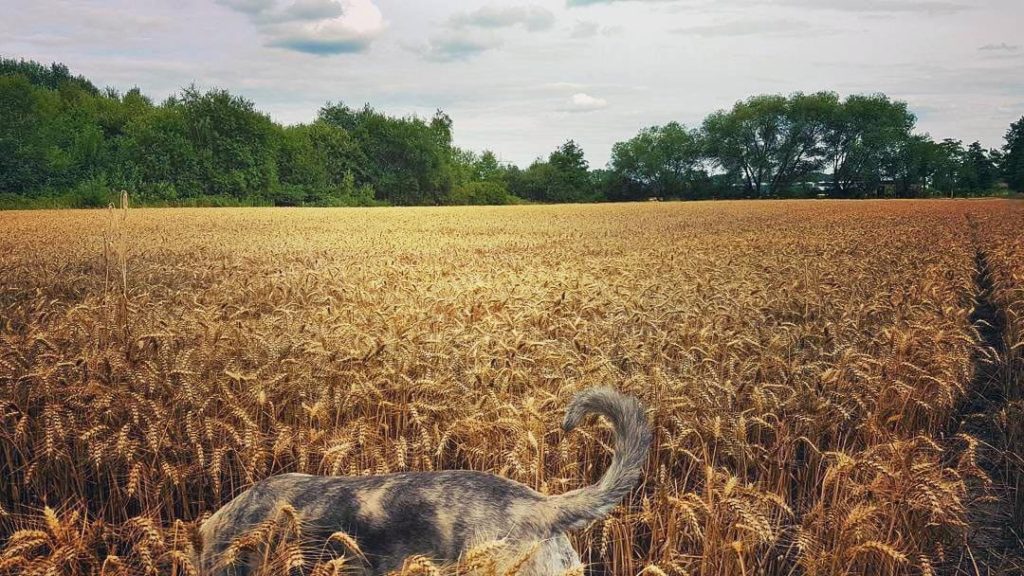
top-left (124, 87), bottom-right (278, 201)
top-left (319, 103), bottom-right (454, 205)
top-left (0, 57), bottom-right (99, 94)
top-left (276, 121), bottom-right (367, 204)
top-left (703, 93), bottom-right (832, 198)
top-left (3, 55), bottom-right (1012, 207)
top-left (546, 140), bottom-right (592, 202)
top-left (448, 147), bottom-right (478, 189)
top-left (124, 103), bottom-right (200, 200)
top-left (0, 75), bottom-right (49, 193)
top-left (512, 160), bottom-right (553, 202)
top-left (1003, 116), bottom-right (1024, 192)
top-left (0, 71), bottom-right (114, 197)
top-left (932, 139), bottom-right (966, 196)
top-left (444, 149), bottom-right (516, 205)
top-left (45, 84), bottom-right (107, 191)
top-left (276, 124), bottom-right (328, 204)
top-left (609, 122), bottom-right (704, 200)
top-left (474, 150), bottom-right (505, 184)
top-left (888, 134), bottom-right (940, 197)
top-left (508, 141), bottom-right (597, 204)
top-left (959, 141), bottom-right (997, 194)
top-left (822, 94), bottom-right (916, 197)
top-left (178, 87), bottom-right (278, 199)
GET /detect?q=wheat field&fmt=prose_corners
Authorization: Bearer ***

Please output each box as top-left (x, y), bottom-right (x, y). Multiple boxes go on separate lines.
top-left (1, 200), bottom-right (1022, 575)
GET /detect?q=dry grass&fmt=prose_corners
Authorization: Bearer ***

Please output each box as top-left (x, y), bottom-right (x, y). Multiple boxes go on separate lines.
top-left (0, 199), bottom-right (1021, 575)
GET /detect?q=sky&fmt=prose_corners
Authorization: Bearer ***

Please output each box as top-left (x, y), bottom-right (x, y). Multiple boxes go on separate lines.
top-left (1, 0), bottom-right (1022, 167)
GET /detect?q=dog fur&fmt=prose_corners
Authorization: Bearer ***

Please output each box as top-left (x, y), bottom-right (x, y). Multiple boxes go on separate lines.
top-left (198, 387), bottom-right (651, 575)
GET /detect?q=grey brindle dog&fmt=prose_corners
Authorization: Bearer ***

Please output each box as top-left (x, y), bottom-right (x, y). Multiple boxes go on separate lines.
top-left (198, 387), bottom-right (651, 575)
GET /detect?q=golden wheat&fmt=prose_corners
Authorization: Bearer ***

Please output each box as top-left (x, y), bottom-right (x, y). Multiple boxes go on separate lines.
top-left (0, 200), bottom-right (1021, 575)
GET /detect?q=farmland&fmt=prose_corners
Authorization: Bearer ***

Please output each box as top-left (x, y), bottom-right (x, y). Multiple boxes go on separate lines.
top-left (1, 200), bottom-right (1022, 575)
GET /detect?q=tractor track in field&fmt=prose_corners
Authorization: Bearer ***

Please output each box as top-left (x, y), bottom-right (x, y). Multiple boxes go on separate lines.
top-left (952, 217), bottom-right (1024, 575)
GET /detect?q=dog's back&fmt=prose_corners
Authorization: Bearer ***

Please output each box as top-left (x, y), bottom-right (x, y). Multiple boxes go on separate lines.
top-left (199, 388), bottom-right (650, 575)
top-left (199, 470), bottom-right (550, 574)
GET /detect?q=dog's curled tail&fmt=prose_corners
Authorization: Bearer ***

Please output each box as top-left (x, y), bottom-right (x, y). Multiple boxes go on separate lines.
top-left (546, 387), bottom-right (651, 533)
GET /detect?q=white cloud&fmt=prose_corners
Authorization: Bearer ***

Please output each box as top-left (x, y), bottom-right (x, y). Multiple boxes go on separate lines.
top-left (567, 0), bottom-right (678, 6)
top-left (778, 0), bottom-right (971, 14)
top-left (279, 0), bottom-right (345, 21)
top-left (450, 5), bottom-right (555, 32)
top-left (569, 20), bottom-right (622, 38)
top-left (566, 92), bottom-right (609, 112)
top-left (569, 0), bottom-right (971, 13)
top-left (421, 5), bottom-right (554, 63)
top-left (979, 42), bottom-right (1020, 52)
top-left (220, 0), bottom-right (386, 55)
top-left (540, 82), bottom-right (590, 91)
top-left (674, 19), bottom-right (819, 38)
top-left (570, 20), bottom-right (600, 38)
top-left (420, 32), bottom-right (503, 62)
top-left (217, 0), bottom-right (277, 15)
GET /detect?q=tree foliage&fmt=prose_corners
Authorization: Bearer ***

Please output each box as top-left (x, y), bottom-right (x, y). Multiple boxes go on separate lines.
top-left (702, 93), bottom-right (833, 198)
top-left (1004, 116), bottom-right (1024, 192)
top-left (508, 141), bottom-right (596, 203)
top-left (822, 94), bottom-right (916, 197)
top-left (0, 57), bottom-right (99, 94)
top-left (0, 57), bottom-right (1015, 208)
top-left (608, 122), bottom-right (704, 200)
top-left (0, 58), bottom-right (495, 207)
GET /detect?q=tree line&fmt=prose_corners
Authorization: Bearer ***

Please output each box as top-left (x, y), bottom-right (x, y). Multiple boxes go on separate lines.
top-left (1, 57), bottom-right (1022, 208)
top-left (605, 93), bottom-right (1021, 200)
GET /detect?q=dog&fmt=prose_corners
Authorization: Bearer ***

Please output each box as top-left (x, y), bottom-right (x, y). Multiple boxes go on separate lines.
top-left (198, 387), bottom-right (651, 575)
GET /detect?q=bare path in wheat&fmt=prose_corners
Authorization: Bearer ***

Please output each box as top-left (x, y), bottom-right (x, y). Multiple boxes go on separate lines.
top-left (956, 215), bottom-right (1024, 574)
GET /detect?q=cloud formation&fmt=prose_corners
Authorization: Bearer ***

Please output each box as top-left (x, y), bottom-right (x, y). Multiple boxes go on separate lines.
top-left (674, 19), bottom-right (811, 38)
top-left (421, 32), bottom-right (503, 62)
top-left (565, 92), bottom-right (609, 112)
top-left (421, 4), bottom-right (555, 63)
top-left (218, 0), bottom-right (277, 16)
top-left (567, 0), bottom-right (676, 6)
top-left (278, 0), bottom-right (345, 21)
top-left (776, 0), bottom-right (970, 14)
top-left (568, 0), bottom-right (970, 13)
top-left (570, 20), bottom-right (622, 38)
top-left (979, 42), bottom-right (1020, 52)
top-left (450, 6), bottom-right (555, 32)
top-left (218, 0), bottom-right (385, 55)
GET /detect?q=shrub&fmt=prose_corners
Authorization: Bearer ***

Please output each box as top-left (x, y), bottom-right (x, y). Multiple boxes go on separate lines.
top-left (449, 181), bottom-right (516, 205)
